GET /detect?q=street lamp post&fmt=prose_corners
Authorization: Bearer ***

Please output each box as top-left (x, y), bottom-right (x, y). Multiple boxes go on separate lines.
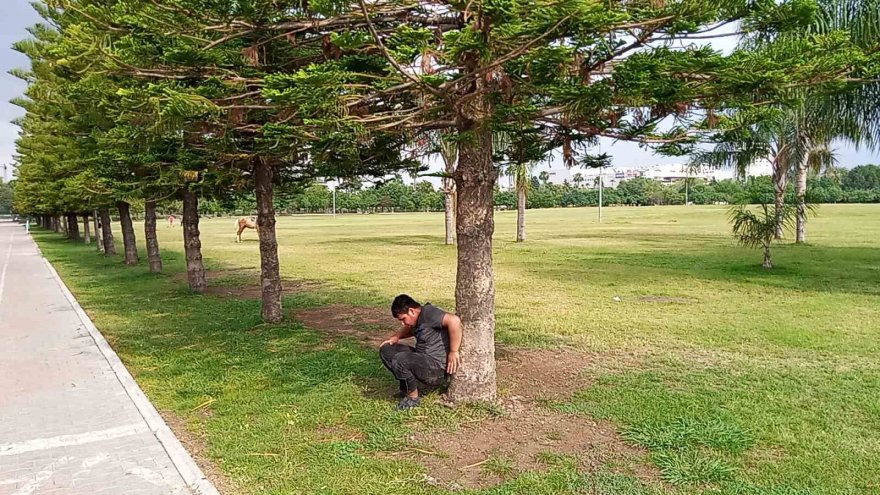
top-left (598, 169), bottom-right (603, 223)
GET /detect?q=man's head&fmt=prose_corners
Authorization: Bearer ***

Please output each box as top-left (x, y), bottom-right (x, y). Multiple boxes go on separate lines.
top-left (391, 294), bottom-right (421, 327)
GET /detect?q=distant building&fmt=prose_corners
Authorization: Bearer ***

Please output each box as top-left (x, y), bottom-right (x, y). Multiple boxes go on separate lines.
top-left (529, 160), bottom-right (774, 189)
top-left (0, 163), bottom-right (14, 183)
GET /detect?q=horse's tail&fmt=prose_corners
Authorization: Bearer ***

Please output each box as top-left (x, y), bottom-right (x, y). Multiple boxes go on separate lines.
top-left (234, 217), bottom-right (239, 227)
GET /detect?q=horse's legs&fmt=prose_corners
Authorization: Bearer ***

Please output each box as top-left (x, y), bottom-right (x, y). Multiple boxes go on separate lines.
top-left (236, 224), bottom-right (244, 242)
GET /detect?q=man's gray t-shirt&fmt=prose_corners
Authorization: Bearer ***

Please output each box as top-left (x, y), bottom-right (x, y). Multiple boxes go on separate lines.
top-left (414, 304), bottom-right (450, 367)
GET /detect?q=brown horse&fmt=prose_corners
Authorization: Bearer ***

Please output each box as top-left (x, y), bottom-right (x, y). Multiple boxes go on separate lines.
top-left (235, 217), bottom-right (258, 242)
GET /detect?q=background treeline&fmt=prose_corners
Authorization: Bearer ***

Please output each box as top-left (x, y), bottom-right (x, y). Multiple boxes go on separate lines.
top-left (184, 164), bottom-right (880, 216)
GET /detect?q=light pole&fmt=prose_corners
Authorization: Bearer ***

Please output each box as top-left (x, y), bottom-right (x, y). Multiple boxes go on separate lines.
top-left (685, 166), bottom-right (690, 205)
top-left (598, 168), bottom-right (604, 223)
top-left (330, 178), bottom-right (337, 218)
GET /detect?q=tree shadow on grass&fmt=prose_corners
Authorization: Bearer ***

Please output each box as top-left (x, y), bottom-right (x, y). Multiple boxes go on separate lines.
top-left (30, 229), bottom-right (404, 420)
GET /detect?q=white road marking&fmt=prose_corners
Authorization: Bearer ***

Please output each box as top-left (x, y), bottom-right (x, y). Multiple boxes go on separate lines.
top-left (11, 456), bottom-right (71, 495)
top-left (125, 465), bottom-right (188, 494)
top-left (0, 232), bottom-right (14, 306)
top-left (0, 423), bottom-right (150, 457)
top-left (81, 452), bottom-right (110, 469)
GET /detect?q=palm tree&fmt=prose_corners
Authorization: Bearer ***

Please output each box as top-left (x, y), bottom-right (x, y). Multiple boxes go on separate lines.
top-left (412, 131), bottom-right (457, 245)
top-left (738, 0), bottom-right (880, 243)
top-left (572, 172), bottom-right (584, 188)
top-left (509, 159), bottom-right (534, 242)
top-left (730, 203), bottom-right (794, 269)
top-left (695, 0), bottom-right (880, 243)
top-left (494, 127), bottom-right (547, 242)
top-left (538, 170), bottom-right (550, 186)
top-left (692, 114), bottom-right (798, 239)
top-left (793, 135), bottom-right (837, 242)
top-left (438, 135), bottom-right (457, 245)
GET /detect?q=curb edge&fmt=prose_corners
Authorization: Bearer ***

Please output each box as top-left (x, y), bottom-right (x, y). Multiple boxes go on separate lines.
top-left (41, 256), bottom-right (221, 495)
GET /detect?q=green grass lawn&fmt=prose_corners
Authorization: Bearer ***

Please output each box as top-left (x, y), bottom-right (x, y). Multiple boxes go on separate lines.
top-left (35, 204), bottom-right (880, 494)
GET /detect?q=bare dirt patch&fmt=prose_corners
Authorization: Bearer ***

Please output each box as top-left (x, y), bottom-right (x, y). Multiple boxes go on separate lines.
top-left (409, 407), bottom-right (661, 490)
top-left (292, 304), bottom-right (663, 490)
top-left (495, 346), bottom-right (595, 401)
top-left (159, 410), bottom-right (240, 495)
top-left (292, 304), bottom-right (396, 347)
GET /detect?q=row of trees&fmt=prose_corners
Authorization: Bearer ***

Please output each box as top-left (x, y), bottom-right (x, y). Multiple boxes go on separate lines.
top-left (11, 0), bottom-right (880, 402)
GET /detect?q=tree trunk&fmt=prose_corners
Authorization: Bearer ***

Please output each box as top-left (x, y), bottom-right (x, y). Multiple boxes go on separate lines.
top-left (443, 178), bottom-right (455, 246)
top-left (94, 210), bottom-right (103, 252)
top-left (772, 162), bottom-right (787, 240)
top-left (116, 201), bottom-right (139, 265)
top-left (82, 214), bottom-right (90, 244)
top-left (795, 157), bottom-right (808, 244)
top-left (59, 215), bottom-right (66, 235)
top-left (67, 213), bottom-right (80, 241)
top-left (254, 158), bottom-right (283, 323)
top-left (444, 180), bottom-right (455, 245)
top-left (763, 244), bottom-right (773, 269)
top-left (99, 208), bottom-right (116, 255)
top-left (516, 187), bottom-right (526, 242)
top-left (144, 200), bottom-right (163, 273)
top-left (447, 122), bottom-right (497, 403)
top-left (181, 190), bottom-right (206, 292)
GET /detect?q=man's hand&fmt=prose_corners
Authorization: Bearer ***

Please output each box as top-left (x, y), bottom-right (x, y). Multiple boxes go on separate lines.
top-left (446, 351), bottom-right (461, 374)
top-left (380, 335), bottom-right (400, 348)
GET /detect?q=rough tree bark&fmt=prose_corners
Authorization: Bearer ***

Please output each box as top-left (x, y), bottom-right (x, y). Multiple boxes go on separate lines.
top-left (94, 210), bottom-right (103, 253)
top-left (795, 157), bottom-right (808, 244)
top-left (771, 161), bottom-right (787, 240)
top-left (763, 244), bottom-right (773, 269)
top-left (447, 121), bottom-right (497, 403)
top-left (516, 187), bottom-right (526, 242)
top-left (144, 200), bottom-right (163, 273)
top-left (181, 190), bottom-right (206, 292)
top-left (254, 158), bottom-right (283, 323)
top-left (82, 214), bottom-right (90, 245)
top-left (66, 213), bottom-right (80, 241)
top-left (99, 208), bottom-right (116, 255)
top-left (116, 201), bottom-right (139, 265)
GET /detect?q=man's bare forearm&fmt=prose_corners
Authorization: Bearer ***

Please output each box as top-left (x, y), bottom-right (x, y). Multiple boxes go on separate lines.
top-left (445, 314), bottom-right (462, 353)
top-left (398, 326), bottom-right (413, 339)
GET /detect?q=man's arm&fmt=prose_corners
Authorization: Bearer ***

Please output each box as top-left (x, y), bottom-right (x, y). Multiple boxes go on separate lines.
top-left (380, 325), bottom-right (413, 347)
top-left (443, 313), bottom-right (462, 374)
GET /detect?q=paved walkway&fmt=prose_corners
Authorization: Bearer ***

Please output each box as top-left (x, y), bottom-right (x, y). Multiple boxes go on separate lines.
top-left (0, 220), bottom-right (218, 495)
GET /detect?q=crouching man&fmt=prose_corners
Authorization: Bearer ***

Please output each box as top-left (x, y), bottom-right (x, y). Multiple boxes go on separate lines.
top-left (379, 294), bottom-right (462, 410)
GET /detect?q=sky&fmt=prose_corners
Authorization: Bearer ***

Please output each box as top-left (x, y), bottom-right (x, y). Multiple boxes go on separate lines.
top-left (2, 2), bottom-right (879, 184)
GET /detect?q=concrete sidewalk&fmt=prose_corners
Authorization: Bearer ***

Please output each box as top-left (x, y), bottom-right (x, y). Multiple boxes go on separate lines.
top-left (0, 220), bottom-right (219, 495)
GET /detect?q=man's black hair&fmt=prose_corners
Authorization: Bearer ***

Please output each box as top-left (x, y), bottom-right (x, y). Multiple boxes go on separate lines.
top-left (391, 294), bottom-right (421, 317)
